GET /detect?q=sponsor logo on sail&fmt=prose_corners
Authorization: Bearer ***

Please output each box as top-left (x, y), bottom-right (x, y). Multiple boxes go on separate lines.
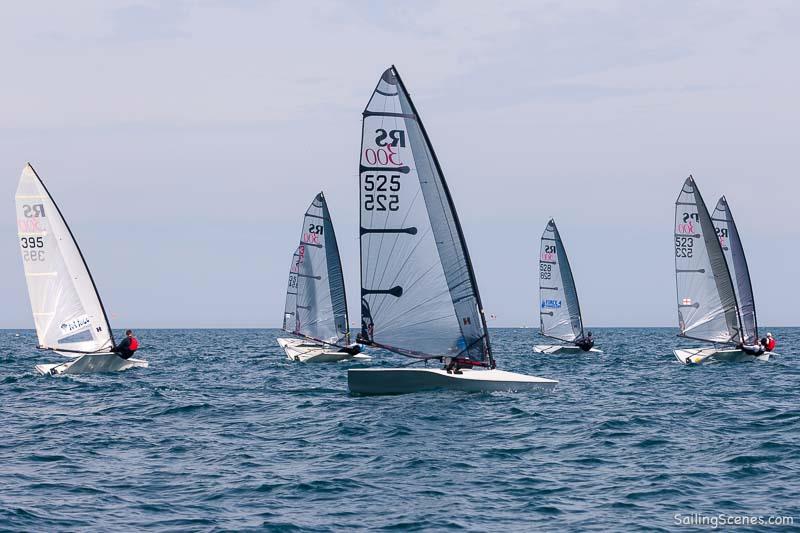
top-left (59, 315), bottom-right (91, 335)
top-left (541, 299), bottom-right (562, 309)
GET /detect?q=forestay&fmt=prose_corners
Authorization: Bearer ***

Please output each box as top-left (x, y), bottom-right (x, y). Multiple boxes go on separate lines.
top-left (15, 164), bottom-right (115, 353)
top-left (674, 176), bottom-right (741, 344)
top-left (712, 196), bottom-right (758, 345)
top-left (282, 192), bottom-right (349, 345)
top-left (358, 66), bottom-right (491, 365)
top-left (539, 219), bottom-right (583, 342)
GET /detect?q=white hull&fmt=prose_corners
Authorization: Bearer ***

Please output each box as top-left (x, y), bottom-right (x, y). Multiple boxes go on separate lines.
top-left (348, 368), bottom-right (558, 395)
top-left (674, 347), bottom-right (776, 365)
top-left (36, 352), bottom-right (148, 375)
top-left (277, 338), bottom-right (370, 363)
top-left (533, 344), bottom-right (603, 355)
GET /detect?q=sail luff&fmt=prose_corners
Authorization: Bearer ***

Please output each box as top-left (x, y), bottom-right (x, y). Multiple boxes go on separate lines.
top-left (712, 196), bottom-right (758, 345)
top-left (320, 193), bottom-right (350, 344)
top-left (391, 66), bottom-right (493, 365)
top-left (16, 163), bottom-right (115, 352)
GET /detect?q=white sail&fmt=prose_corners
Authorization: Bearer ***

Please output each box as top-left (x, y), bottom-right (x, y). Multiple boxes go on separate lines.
top-left (712, 196), bottom-right (758, 345)
top-left (539, 219), bottom-right (583, 342)
top-left (15, 164), bottom-right (114, 353)
top-left (282, 193), bottom-right (349, 346)
top-left (358, 67), bottom-right (491, 365)
top-left (674, 176), bottom-right (741, 344)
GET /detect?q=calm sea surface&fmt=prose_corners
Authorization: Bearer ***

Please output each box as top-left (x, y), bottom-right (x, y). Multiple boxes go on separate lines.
top-left (1, 328), bottom-right (798, 531)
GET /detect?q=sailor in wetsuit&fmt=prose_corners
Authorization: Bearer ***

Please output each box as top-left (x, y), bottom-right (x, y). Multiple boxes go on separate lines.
top-left (111, 329), bottom-right (139, 359)
top-left (575, 331), bottom-right (594, 352)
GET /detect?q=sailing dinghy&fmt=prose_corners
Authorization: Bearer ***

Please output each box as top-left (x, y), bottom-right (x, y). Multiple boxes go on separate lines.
top-left (15, 164), bottom-right (148, 375)
top-left (533, 219), bottom-right (601, 355)
top-left (278, 192), bottom-right (369, 363)
top-left (673, 176), bottom-right (775, 364)
top-left (348, 66), bottom-right (557, 394)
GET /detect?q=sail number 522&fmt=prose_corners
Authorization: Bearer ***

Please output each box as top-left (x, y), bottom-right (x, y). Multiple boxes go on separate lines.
top-left (364, 174), bottom-right (400, 211)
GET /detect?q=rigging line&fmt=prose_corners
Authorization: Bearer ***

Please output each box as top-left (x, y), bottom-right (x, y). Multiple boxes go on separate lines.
top-left (374, 276), bottom-right (453, 332)
top-left (380, 312), bottom-right (459, 336)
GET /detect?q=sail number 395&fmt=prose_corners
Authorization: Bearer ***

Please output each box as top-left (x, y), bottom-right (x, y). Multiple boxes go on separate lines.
top-left (364, 174), bottom-right (400, 211)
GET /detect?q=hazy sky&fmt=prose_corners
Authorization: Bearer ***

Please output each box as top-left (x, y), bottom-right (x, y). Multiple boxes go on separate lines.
top-left (1, 1), bottom-right (797, 328)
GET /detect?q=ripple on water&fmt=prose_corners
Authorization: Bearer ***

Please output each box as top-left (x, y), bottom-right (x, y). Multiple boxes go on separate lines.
top-left (1, 327), bottom-right (799, 530)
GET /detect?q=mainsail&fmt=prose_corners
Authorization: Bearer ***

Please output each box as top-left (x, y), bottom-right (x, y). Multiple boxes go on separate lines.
top-left (674, 176), bottom-right (741, 344)
top-left (282, 192), bottom-right (349, 345)
top-left (358, 66), bottom-right (491, 365)
top-left (15, 163), bottom-right (115, 353)
top-left (712, 196), bottom-right (758, 345)
top-left (539, 219), bottom-right (584, 342)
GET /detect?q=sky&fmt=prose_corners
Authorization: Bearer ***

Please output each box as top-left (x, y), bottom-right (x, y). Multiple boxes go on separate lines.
top-left (0, 1), bottom-right (797, 328)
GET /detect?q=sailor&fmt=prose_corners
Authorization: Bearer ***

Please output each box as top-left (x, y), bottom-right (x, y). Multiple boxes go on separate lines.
top-left (739, 341), bottom-right (764, 356)
top-left (576, 331), bottom-right (594, 352)
top-left (765, 332), bottom-right (776, 352)
top-left (111, 330), bottom-right (139, 359)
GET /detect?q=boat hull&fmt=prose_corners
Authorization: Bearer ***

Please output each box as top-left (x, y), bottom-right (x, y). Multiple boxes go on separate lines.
top-left (36, 352), bottom-right (148, 375)
top-left (277, 338), bottom-right (370, 363)
top-left (533, 344), bottom-right (603, 355)
top-left (674, 347), bottom-right (775, 365)
top-left (348, 368), bottom-right (558, 395)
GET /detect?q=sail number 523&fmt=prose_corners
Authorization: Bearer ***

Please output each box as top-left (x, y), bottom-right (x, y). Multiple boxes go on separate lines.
top-left (675, 236), bottom-right (693, 258)
top-left (364, 174), bottom-right (400, 211)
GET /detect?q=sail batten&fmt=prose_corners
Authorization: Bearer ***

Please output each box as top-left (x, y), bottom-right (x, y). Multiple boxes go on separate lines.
top-left (538, 219), bottom-right (584, 343)
top-left (282, 192), bottom-right (349, 346)
top-left (674, 176), bottom-right (741, 344)
top-left (358, 66), bottom-right (491, 364)
top-left (712, 196), bottom-right (758, 345)
top-left (15, 164), bottom-right (115, 353)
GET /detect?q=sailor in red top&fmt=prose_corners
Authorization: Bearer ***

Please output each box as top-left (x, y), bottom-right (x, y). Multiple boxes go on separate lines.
top-left (112, 329), bottom-right (139, 359)
top-left (765, 332), bottom-right (776, 352)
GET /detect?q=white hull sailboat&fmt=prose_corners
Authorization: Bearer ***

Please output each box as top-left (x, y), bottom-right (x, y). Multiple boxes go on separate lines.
top-left (15, 164), bottom-right (147, 375)
top-left (277, 337), bottom-right (370, 363)
top-left (348, 368), bottom-right (557, 395)
top-left (348, 66), bottom-right (556, 395)
top-left (36, 352), bottom-right (148, 375)
top-left (278, 192), bottom-right (368, 363)
top-left (673, 347), bottom-right (774, 365)
top-left (532, 344), bottom-right (602, 355)
top-left (534, 219), bottom-right (600, 355)
top-left (673, 178), bottom-right (776, 364)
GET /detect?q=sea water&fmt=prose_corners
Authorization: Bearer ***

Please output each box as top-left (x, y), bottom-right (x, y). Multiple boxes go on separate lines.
top-left (1, 328), bottom-right (798, 531)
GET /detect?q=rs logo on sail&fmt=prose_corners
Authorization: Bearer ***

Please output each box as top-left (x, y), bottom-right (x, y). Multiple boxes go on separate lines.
top-left (542, 299), bottom-right (562, 309)
top-left (375, 129), bottom-right (406, 147)
top-left (22, 204), bottom-right (46, 218)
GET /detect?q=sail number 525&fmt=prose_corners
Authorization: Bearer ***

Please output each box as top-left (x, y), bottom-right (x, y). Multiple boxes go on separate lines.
top-left (364, 174), bottom-right (400, 211)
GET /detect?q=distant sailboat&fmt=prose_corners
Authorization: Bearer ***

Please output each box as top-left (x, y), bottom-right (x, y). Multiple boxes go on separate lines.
top-left (15, 164), bottom-right (147, 375)
top-left (347, 66), bottom-right (557, 394)
top-left (673, 176), bottom-right (775, 364)
top-left (277, 192), bottom-right (369, 362)
top-left (533, 219), bottom-right (601, 354)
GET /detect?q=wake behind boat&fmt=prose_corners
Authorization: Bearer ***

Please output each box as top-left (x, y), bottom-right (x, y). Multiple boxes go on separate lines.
top-left (278, 192), bottom-right (368, 363)
top-left (673, 176), bottom-right (776, 364)
top-left (15, 164), bottom-right (147, 375)
top-left (348, 66), bottom-right (557, 394)
top-left (533, 219), bottom-right (601, 355)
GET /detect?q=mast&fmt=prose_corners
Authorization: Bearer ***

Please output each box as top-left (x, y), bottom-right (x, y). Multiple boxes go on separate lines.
top-left (391, 66), bottom-right (494, 367)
